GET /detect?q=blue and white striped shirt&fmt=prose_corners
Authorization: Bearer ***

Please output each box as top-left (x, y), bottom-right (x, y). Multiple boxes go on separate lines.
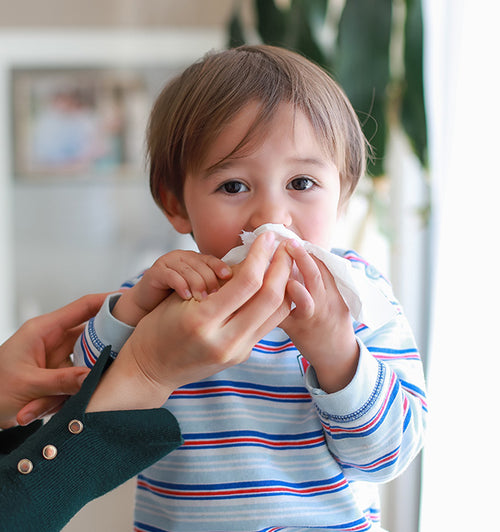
top-left (74, 250), bottom-right (427, 532)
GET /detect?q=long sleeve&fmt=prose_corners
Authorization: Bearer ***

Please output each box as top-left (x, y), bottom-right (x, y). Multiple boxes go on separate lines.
top-left (305, 250), bottom-right (427, 483)
top-left (0, 422), bottom-right (43, 456)
top-left (0, 347), bottom-right (182, 532)
top-left (70, 250), bottom-right (427, 530)
top-left (73, 293), bottom-right (135, 368)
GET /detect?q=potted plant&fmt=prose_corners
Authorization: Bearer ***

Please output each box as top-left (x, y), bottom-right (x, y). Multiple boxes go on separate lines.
top-left (228, 0), bottom-right (429, 249)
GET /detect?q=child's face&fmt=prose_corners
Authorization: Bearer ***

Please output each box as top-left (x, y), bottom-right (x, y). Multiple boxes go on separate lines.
top-left (165, 102), bottom-right (342, 258)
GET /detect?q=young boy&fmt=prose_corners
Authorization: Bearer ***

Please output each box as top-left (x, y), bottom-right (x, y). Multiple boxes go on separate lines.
top-left (74, 45), bottom-right (427, 532)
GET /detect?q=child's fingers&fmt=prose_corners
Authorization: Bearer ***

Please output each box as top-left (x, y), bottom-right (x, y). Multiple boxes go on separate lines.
top-left (149, 257), bottom-right (208, 300)
top-left (285, 240), bottom-right (325, 295)
top-left (175, 263), bottom-right (215, 300)
top-left (285, 279), bottom-right (315, 320)
top-left (204, 255), bottom-right (232, 281)
top-left (153, 268), bottom-right (193, 300)
top-left (283, 241), bottom-right (346, 317)
top-left (150, 252), bottom-right (232, 301)
top-left (184, 257), bottom-right (230, 298)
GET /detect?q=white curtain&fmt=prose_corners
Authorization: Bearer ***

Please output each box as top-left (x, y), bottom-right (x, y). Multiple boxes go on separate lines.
top-left (420, 1), bottom-right (500, 530)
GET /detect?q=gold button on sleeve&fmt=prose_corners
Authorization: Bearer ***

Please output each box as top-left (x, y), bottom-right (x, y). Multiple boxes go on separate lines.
top-left (42, 445), bottom-right (58, 460)
top-left (17, 459), bottom-right (33, 475)
top-left (68, 419), bottom-right (83, 434)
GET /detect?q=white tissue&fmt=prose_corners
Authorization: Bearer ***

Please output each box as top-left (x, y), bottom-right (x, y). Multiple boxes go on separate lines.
top-left (222, 223), bottom-right (397, 329)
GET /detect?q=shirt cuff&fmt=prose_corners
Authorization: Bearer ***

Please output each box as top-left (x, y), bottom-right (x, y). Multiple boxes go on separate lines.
top-left (93, 293), bottom-right (135, 356)
top-left (305, 338), bottom-right (383, 420)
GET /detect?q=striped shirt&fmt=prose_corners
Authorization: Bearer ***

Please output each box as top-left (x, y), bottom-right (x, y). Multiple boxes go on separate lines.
top-left (74, 250), bottom-right (427, 532)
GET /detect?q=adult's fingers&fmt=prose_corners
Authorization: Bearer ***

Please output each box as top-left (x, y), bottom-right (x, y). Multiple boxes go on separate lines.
top-left (223, 242), bottom-right (293, 346)
top-left (205, 232), bottom-right (277, 319)
top-left (32, 293), bottom-right (109, 335)
top-left (17, 395), bottom-right (67, 426)
top-left (29, 366), bottom-right (90, 399)
top-left (44, 323), bottom-right (87, 369)
top-left (16, 366), bottom-right (89, 425)
top-left (31, 294), bottom-right (109, 366)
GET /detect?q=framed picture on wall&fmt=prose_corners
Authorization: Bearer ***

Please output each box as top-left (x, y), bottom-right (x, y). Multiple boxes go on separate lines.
top-left (2, 31), bottom-right (225, 181)
top-left (11, 67), bottom-right (151, 179)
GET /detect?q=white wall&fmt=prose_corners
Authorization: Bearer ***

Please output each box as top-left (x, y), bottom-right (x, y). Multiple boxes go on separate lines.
top-left (0, 29), bottom-right (222, 530)
top-left (0, 30), bottom-right (224, 335)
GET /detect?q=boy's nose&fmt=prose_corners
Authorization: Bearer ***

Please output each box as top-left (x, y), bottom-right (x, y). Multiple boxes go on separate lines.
top-left (249, 197), bottom-right (292, 230)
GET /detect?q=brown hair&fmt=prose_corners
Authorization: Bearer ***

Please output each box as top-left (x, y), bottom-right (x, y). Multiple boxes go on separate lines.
top-left (147, 44), bottom-right (366, 208)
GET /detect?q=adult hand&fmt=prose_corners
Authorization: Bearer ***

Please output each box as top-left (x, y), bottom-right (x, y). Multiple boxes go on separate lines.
top-left (0, 293), bottom-right (107, 428)
top-left (87, 234), bottom-right (293, 412)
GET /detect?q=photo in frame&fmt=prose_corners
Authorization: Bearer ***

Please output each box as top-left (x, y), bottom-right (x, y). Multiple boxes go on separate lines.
top-left (11, 67), bottom-right (153, 179)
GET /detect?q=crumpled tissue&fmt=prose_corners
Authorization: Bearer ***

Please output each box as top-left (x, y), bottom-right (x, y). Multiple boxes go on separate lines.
top-left (222, 223), bottom-right (397, 329)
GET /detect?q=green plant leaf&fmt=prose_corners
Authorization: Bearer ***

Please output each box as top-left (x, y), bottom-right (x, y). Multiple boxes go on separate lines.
top-left (284, 0), bottom-right (329, 67)
top-left (255, 0), bottom-right (287, 46)
top-left (334, 0), bottom-right (393, 176)
top-left (402, 0), bottom-right (428, 168)
top-left (227, 7), bottom-right (246, 48)
top-left (225, 0), bottom-right (428, 180)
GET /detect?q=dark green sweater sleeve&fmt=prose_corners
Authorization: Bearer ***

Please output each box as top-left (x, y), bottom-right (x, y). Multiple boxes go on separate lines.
top-left (0, 347), bottom-right (183, 532)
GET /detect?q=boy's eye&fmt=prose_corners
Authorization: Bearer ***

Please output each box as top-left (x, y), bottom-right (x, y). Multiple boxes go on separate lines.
top-left (219, 181), bottom-right (249, 194)
top-left (288, 176), bottom-right (315, 191)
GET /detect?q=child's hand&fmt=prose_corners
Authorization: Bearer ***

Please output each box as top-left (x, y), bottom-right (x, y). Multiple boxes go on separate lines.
top-left (86, 233), bottom-right (293, 411)
top-left (280, 240), bottom-right (359, 394)
top-left (112, 250), bottom-right (232, 327)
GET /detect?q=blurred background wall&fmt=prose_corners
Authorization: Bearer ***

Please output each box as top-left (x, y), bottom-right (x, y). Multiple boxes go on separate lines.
top-left (0, 3), bottom-right (231, 528)
top-left (0, 0), bottom-right (241, 334)
top-left (0, 0), bottom-right (237, 27)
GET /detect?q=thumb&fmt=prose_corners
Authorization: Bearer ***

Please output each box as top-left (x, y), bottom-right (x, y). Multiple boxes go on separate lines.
top-left (17, 396), bottom-right (67, 426)
top-left (16, 367), bottom-right (90, 426)
top-left (32, 366), bottom-right (90, 397)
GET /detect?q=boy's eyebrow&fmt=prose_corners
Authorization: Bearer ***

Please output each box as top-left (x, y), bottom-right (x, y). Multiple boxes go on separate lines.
top-left (287, 156), bottom-right (330, 168)
top-left (202, 159), bottom-right (239, 179)
top-left (202, 156), bottom-right (331, 178)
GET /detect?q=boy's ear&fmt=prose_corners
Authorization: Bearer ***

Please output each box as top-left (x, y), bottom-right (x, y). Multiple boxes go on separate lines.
top-left (160, 189), bottom-right (192, 234)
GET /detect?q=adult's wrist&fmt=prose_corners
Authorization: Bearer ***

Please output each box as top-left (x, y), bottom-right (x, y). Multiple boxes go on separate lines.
top-left (85, 343), bottom-right (172, 413)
